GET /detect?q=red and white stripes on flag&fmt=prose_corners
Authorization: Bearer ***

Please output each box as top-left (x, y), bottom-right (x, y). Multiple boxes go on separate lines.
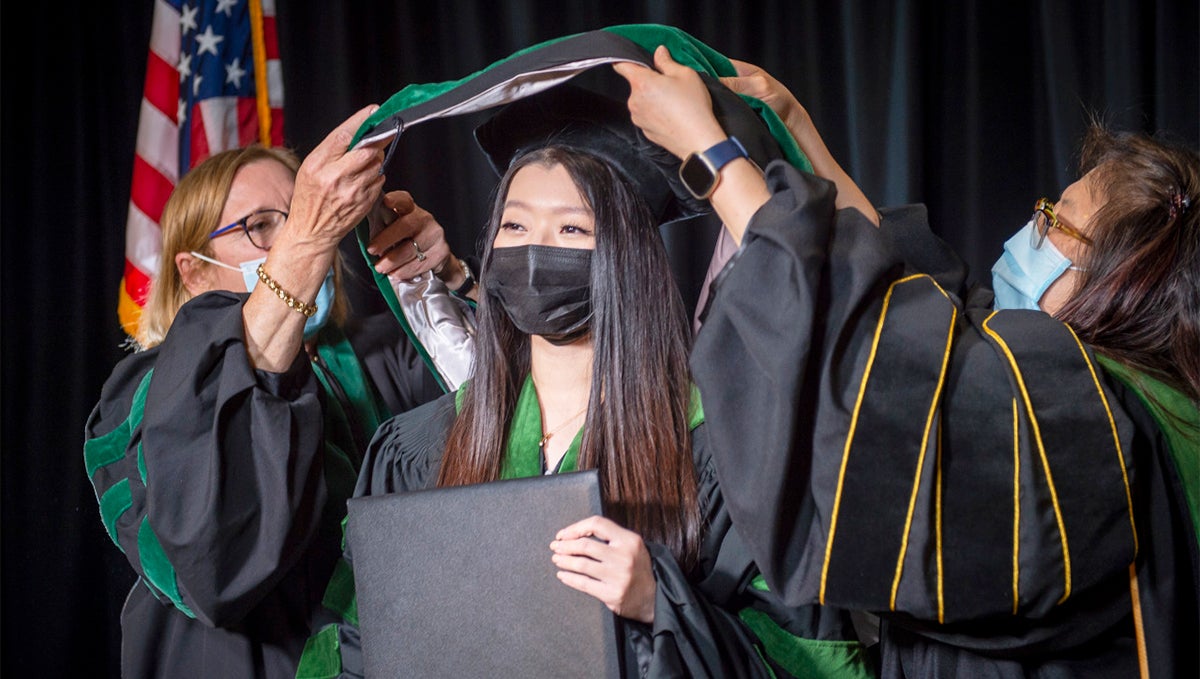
top-left (119, 0), bottom-right (284, 338)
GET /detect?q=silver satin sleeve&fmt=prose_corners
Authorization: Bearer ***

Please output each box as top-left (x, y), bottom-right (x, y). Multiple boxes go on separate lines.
top-left (389, 272), bottom-right (476, 392)
top-left (366, 199), bottom-right (476, 391)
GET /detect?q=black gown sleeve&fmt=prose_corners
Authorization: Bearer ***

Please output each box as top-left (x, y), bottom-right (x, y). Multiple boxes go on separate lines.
top-left (624, 427), bottom-right (773, 678)
top-left (691, 162), bottom-right (1141, 651)
top-left (627, 425), bottom-right (877, 679)
top-left (86, 290), bottom-right (331, 627)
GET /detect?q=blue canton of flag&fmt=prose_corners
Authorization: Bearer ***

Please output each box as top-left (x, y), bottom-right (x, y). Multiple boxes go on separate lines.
top-left (177, 0), bottom-right (259, 169)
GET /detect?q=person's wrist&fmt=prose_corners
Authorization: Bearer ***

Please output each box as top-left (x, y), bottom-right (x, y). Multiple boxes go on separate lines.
top-left (687, 125), bottom-right (728, 157)
top-left (784, 108), bottom-right (811, 137)
top-left (437, 255), bottom-right (467, 289)
top-left (452, 258), bottom-right (477, 297)
top-left (263, 233), bottom-right (337, 278)
top-left (273, 217), bottom-right (342, 259)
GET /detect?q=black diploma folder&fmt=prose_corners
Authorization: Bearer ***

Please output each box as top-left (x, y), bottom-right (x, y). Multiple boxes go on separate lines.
top-left (346, 469), bottom-right (621, 678)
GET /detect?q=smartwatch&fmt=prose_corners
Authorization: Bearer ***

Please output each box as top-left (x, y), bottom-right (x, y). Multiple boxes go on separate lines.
top-left (678, 137), bottom-right (750, 200)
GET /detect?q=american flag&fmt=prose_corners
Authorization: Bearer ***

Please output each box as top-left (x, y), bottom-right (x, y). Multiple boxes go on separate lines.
top-left (119, 0), bottom-right (284, 337)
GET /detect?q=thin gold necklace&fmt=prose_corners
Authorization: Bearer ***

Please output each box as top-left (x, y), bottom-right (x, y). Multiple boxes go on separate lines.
top-left (538, 403), bottom-right (589, 452)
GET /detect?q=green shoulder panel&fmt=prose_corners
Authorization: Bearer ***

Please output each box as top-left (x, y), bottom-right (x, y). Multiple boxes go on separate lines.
top-left (1096, 355), bottom-right (1200, 546)
top-left (84, 368), bottom-right (154, 478)
top-left (85, 369), bottom-right (154, 551)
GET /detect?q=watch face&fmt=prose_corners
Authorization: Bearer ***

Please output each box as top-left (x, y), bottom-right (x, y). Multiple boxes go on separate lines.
top-left (679, 154), bottom-right (718, 200)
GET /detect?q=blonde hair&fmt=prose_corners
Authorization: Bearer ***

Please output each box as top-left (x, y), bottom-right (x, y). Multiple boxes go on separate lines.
top-left (136, 144), bottom-right (350, 348)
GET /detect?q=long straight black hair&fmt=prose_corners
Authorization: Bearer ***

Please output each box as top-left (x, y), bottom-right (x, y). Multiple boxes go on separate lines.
top-left (438, 145), bottom-right (702, 570)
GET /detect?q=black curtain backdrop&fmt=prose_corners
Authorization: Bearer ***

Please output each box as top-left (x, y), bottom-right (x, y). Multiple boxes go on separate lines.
top-left (3, 2), bottom-right (1196, 677)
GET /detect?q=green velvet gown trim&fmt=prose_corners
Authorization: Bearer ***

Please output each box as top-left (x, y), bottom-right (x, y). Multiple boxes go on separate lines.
top-left (1097, 355), bottom-right (1200, 545)
top-left (500, 374), bottom-right (586, 478)
top-left (452, 375), bottom-right (706, 480)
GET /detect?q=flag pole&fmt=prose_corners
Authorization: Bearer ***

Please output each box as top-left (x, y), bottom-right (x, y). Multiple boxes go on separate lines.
top-left (249, 0), bottom-right (272, 147)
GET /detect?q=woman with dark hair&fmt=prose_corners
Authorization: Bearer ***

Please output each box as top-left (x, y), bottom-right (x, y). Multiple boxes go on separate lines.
top-left (438, 145), bottom-right (702, 571)
top-left (302, 83), bottom-right (880, 679)
top-left (617, 46), bottom-right (1199, 678)
top-left (1051, 127), bottom-right (1200, 397)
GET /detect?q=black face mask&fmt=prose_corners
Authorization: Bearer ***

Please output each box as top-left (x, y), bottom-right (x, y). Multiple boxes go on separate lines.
top-left (486, 245), bottom-right (593, 344)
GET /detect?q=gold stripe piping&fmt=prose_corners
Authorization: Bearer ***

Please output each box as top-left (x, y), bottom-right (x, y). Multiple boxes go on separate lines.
top-left (935, 424), bottom-right (945, 623)
top-left (1129, 564), bottom-right (1149, 679)
top-left (889, 293), bottom-right (956, 611)
top-left (1011, 398), bottom-right (1021, 614)
top-left (820, 273), bottom-right (923, 602)
top-left (982, 312), bottom-right (1072, 603)
top-left (1063, 325), bottom-right (1138, 554)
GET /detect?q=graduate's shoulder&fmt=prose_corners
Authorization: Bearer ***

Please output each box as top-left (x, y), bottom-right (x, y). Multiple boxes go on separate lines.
top-left (87, 346), bottom-right (160, 438)
top-left (358, 390), bottom-right (457, 495)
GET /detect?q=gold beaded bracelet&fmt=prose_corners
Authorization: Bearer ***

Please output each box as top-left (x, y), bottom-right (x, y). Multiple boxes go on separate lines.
top-left (256, 263), bottom-right (317, 318)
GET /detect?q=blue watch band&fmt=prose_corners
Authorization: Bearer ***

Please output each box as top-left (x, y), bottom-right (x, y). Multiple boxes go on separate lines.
top-left (703, 137), bottom-right (749, 171)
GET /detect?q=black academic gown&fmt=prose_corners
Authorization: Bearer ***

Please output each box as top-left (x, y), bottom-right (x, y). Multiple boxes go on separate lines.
top-left (691, 161), bottom-right (1200, 678)
top-left (83, 291), bottom-right (442, 679)
top-left (324, 389), bottom-right (876, 679)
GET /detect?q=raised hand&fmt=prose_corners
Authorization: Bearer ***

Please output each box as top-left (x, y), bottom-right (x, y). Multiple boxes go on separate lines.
top-left (613, 46), bottom-right (726, 162)
top-left (719, 58), bottom-right (812, 140)
top-left (285, 105), bottom-right (389, 254)
top-left (367, 190), bottom-right (462, 284)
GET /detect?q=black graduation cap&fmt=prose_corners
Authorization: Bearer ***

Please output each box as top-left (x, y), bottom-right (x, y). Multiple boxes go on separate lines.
top-left (472, 77), bottom-right (786, 226)
top-left (472, 82), bottom-right (699, 224)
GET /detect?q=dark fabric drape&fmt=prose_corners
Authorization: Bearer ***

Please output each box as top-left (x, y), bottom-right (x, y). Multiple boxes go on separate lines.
top-left (2, 2), bottom-right (1195, 677)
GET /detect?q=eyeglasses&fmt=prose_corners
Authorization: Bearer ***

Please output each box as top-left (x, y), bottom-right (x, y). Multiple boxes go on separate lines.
top-left (1032, 198), bottom-right (1092, 249)
top-left (209, 208), bottom-right (288, 250)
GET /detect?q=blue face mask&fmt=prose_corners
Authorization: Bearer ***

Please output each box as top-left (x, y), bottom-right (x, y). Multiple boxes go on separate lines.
top-left (990, 219), bottom-right (1083, 311)
top-left (189, 252), bottom-right (335, 340)
top-left (301, 269), bottom-right (336, 341)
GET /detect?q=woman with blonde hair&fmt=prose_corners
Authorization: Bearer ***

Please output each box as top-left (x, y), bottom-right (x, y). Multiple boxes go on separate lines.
top-left (84, 107), bottom-right (468, 678)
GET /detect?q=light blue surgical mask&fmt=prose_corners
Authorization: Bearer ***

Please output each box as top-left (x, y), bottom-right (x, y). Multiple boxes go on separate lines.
top-left (990, 219), bottom-right (1084, 311)
top-left (302, 269), bottom-right (336, 341)
top-left (189, 251), bottom-right (334, 339)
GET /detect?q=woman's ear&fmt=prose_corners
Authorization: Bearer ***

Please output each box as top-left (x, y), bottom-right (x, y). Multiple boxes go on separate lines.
top-left (175, 251), bottom-right (211, 297)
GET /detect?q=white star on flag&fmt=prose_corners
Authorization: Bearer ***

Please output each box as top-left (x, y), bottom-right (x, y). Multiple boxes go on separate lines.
top-left (194, 25), bottom-right (223, 57)
top-left (179, 4), bottom-right (198, 34)
top-left (225, 58), bottom-right (246, 88)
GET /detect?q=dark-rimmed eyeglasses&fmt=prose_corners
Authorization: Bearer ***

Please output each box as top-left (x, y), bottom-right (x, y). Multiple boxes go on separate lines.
top-left (209, 208), bottom-right (288, 250)
top-left (1032, 198), bottom-right (1092, 250)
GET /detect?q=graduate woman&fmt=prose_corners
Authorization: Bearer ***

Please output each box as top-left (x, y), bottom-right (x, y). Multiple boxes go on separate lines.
top-left (617, 45), bottom-right (1200, 678)
top-left (84, 107), bottom-right (470, 678)
top-left (303, 83), bottom-right (878, 679)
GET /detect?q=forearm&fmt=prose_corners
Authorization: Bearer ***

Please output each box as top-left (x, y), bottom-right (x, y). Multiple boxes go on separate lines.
top-left (717, 57), bottom-right (879, 226)
top-left (242, 239), bottom-right (337, 370)
top-left (786, 112), bottom-right (879, 226)
top-left (707, 158), bottom-right (772, 246)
